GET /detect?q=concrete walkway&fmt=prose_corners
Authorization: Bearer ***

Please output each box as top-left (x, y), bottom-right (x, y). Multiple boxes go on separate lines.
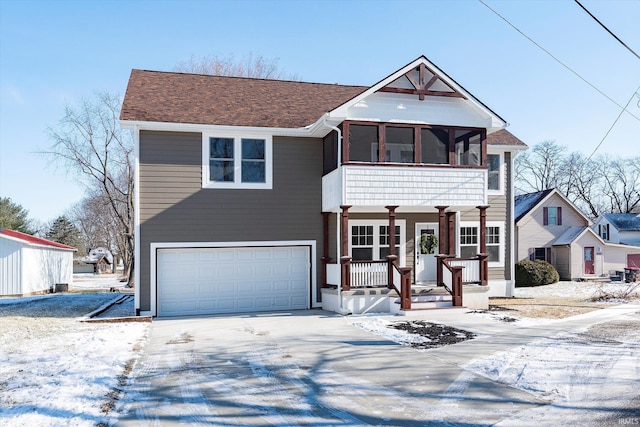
top-left (114, 305), bottom-right (640, 426)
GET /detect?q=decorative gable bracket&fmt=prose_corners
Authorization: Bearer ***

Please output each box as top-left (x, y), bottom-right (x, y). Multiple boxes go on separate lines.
top-left (378, 63), bottom-right (466, 101)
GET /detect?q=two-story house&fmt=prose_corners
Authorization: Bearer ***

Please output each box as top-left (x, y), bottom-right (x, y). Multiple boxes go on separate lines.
top-left (120, 56), bottom-right (527, 317)
top-left (515, 189), bottom-right (640, 280)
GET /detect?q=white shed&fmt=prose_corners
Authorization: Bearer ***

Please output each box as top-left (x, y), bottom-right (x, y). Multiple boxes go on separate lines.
top-left (0, 229), bottom-right (76, 296)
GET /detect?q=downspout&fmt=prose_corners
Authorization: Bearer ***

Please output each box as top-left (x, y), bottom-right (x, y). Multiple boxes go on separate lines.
top-left (320, 115), bottom-right (351, 314)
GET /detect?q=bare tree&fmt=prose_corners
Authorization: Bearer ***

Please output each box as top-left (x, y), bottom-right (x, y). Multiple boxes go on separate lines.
top-left (515, 140), bottom-right (569, 194)
top-left (561, 152), bottom-right (604, 218)
top-left (516, 140), bottom-right (640, 218)
top-left (45, 92), bottom-right (135, 284)
top-left (599, 156), bottom-right (640, 214)
top-left (174, 53), bottom-right (299, 80)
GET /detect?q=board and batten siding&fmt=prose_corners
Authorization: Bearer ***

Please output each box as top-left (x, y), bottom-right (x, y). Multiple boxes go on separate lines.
top-left (138, 131), bottom-right (324, 312)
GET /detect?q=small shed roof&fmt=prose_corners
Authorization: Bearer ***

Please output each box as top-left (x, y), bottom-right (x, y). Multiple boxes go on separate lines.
top-left (0, 229), bottom-right (76, 251)
top-left (603, 213), bottom-right (640, 231)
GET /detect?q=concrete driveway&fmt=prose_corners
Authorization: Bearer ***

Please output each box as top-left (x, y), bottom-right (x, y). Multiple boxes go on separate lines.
top-left (113, 308), bottom-right (561, 426)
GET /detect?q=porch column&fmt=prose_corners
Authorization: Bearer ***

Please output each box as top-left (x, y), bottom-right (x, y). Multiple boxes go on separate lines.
top-left (435, 206), bottom-right (448, 255)
top-left (477, 205), bottom-right (489, 286)
top-left (321, 212), bottom-right (331, 288)
top-left (340, 205), bottom-right (352, 291)
top-left (385, 205), bottom-right (399, 289)
top-left (385, 206), bottom-right (398, 256)
top-left (446, 212), bottom-right (456, 256)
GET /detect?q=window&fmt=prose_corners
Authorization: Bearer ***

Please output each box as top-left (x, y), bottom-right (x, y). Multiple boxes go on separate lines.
top-left (459, 221), bottom-right (504, 266)
top-left (385, 127), bottom-right (414, 163)
top-left (486, 226), bottom-right (500, 262)
top-left (460, 226), bottom-right (478, 258)
top-left (543, 207), bottom-right (562, 226)
top-left (421, 128), bottom-right (448, 164)
top-left (599, 224), bottom-right (610, 241)
top-left (203, 133), bottom-right (272, 189)
top-left (349, 220), bottom-right (406, 263)
top-left (241, 139), bottom-right (265, 183)
top-left (487, 154), bottom-right (501, 191)
top-left (455, 130), bottom-right (482, 166)
top-left (345, 121), bottom-right (485, 167)
top-left (323, 130), bottom-right (338, 175)
top-left (349, 124), bottom-right (378, 162)
top-left (351, 225), bottom-right (374, 261)
top-left (209, 137), bottom-right (234, 182)
top-left (379, 225), bottom-right (401, 259)
top-left (534, 247), bottom-right (547, 261)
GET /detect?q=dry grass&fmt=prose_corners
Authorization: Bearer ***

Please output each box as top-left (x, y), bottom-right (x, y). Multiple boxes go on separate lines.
top-left (489, 297), bottom-right (617, 319)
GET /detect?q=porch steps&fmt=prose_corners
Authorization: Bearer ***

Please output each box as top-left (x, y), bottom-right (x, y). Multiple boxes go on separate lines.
top-left (389, 287), bottom-right (454, 314)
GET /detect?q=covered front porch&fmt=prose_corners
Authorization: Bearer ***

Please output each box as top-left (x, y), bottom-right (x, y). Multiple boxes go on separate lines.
top-left (320, 205), bottom-right (491, 314)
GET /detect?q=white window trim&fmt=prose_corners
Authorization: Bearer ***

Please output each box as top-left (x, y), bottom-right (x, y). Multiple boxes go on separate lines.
top-left (202, 131), bottom-right (273, 189)
top-left (348, 219), bottom-right (406, 266)
top-left (458, 221), bottom-right (505, 267)
top-left (486, 151), bottom-right (504, 195)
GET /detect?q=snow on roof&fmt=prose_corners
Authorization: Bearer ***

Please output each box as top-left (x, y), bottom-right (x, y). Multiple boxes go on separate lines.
top-left (514, 189), bottom-right (553, 222)
top-left (552, 226), bottom-right (590, 246)
top-left (603, 213), bottom-right (640, 231)
top-left (0, 229), bottom-right (76, 250)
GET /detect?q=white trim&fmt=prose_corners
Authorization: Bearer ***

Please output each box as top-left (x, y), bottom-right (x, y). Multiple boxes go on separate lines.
top-left (121, 120), bottom-right (313, 136)
top-left (459, 221), bottom-right (505, 268)
top-left (348, 220), bottom-right (407, 266)
top-left (149, 240), bottom-right (317, 317)
top-left (508, 151), bottom-right (516, 297)
top-left (486, 151), bottom-right (504, 195)
top-left (0, 234), bottom-right (75, 252)
top-left (133, 125), bottom-right (141, 313)
top-left (201, 131), bottom-right (273, 190)
top-left (327, 57), bottom-right (507, 129)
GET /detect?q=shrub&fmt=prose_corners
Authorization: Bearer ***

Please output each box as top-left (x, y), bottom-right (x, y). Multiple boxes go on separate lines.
top-left (515, 259), bottom-right (559, 287)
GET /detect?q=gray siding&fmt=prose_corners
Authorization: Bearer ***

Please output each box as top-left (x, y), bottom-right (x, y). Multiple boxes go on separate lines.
top-left (139, 131), bottom-right (323, 311)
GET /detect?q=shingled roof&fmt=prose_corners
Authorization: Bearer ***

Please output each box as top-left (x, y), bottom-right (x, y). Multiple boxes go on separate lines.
top-left (120, 70), bottom-right (368, 128)
top-left (120, 69), bottom-right (527, 147)
top-left (486, 129), bottom-right (527, 147)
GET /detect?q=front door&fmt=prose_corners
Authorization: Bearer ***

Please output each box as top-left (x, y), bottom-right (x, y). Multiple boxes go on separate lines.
top-left (415, 223), bottom-right (439, 282)
top-left (584, 247), bottom-right (595, 275)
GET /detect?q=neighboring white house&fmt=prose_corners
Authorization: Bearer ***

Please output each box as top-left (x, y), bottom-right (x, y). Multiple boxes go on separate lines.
top-left (515, 189), bottom-right (640, 280)
top-left (594, 213), bottom-right (640, 246)
top-left (0, 229), bottom-right (76, 296)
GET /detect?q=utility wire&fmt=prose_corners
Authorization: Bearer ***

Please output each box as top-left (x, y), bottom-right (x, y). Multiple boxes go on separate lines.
top-left (478, 0), bottom-right (640, 123)
top-left (575, 0), bottom-right (640, 61)
top-left (586, 87), bottom-right (640, 160)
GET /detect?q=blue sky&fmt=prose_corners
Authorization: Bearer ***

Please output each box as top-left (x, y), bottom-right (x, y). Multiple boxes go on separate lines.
top-left (1, 0), bottom-right (639, 224)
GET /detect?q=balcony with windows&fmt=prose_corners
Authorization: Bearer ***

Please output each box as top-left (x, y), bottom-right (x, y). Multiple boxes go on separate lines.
top-left (322, 121), bottom-right (490, 212)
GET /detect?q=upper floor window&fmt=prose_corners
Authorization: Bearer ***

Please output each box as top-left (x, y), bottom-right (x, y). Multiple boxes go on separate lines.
top-left (454, 129), bottom-right (481, 166)
top-left (487, 154), bottom-right (501, 192)
top-left (598, 223), bottom-right (610, 240)
top-left (543, 207), bottom-right (562, 226)
top-left (344, 121), bottom-right (485, 167)
top-left (203, 133), bottom-right (272, 189)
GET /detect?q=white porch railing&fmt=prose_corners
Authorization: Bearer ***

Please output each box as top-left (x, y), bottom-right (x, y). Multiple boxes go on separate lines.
top-left (350, 261), bottom-right (388, 288)
top-left (449, 259), bottom-right (480, 283)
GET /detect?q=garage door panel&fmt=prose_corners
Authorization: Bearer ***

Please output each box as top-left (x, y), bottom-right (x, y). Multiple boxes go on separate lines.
top-left (157, 246), bottom-right (310, 316)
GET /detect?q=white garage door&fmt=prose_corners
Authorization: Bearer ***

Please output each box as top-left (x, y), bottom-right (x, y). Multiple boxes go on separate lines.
top-left (157, 246), bottom-right (310, 317)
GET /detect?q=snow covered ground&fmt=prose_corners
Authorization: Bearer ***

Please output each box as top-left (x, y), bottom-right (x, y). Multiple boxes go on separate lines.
top-left (0, 278), bottom-right (148, 427)
top-left (1, 279), bottom-right (638, 426)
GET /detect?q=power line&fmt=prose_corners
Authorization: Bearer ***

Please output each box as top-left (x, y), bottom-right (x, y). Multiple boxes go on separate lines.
top-left (587, 88), bottom-right (640, 160)
top-left (575, 0), bottom-right (640, 61)
top-left (478, 0), bottom-right (640, 123)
